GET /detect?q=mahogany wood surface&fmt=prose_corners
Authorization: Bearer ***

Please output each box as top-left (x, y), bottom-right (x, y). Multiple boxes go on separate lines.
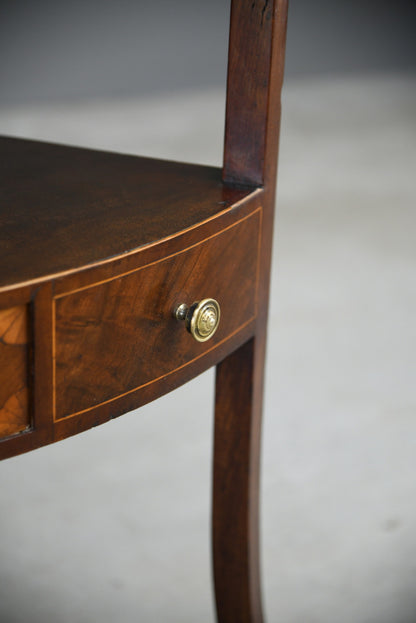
top-left (0, 1), bottom-right (288, 621)
top-left (54, 209), bottom-right (260, 420)
top-left (0, 190), bottom-right (262, 460)
top-left (214, 338), bottom-right (263, 622)
top-left (0, 136), bottom-right (252, 291)
top-left (213, 1), bottom-right (288, 621)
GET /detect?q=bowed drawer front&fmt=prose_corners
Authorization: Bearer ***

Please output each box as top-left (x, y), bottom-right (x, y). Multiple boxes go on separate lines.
top-left (53, 209), bottom-right (261, 421)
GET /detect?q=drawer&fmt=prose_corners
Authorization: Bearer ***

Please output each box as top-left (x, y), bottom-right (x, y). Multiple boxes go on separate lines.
top-left (54, 209), bottom-right (261, 420)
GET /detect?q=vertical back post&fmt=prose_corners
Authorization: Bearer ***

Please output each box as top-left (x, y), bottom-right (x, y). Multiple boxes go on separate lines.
top-left (213, 2), bottom-right (288, 621)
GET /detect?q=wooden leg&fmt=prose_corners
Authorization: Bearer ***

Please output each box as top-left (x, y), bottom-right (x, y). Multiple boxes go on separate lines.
top-left (213, 336), bottom-right (265, 623)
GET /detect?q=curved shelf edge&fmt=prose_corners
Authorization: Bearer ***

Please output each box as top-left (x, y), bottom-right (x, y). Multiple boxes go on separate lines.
top-left (0, 184), bottom-right (263, 461)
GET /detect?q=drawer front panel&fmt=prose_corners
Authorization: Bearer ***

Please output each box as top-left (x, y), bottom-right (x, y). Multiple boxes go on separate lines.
top-left (54, 209), bottom-right (261, 420)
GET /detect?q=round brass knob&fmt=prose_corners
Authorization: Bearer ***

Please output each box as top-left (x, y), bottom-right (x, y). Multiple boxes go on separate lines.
top-left (175, 298), bottom-right (220, 342)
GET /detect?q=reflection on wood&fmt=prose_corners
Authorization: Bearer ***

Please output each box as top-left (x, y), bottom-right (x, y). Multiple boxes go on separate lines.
top-left (54, 211), bottom-right (260, 420)
top-left (0, 305), bottom-right (30, 438)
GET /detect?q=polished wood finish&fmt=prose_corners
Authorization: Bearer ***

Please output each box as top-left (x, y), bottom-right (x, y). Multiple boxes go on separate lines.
top-left (0, 136), bottom-right (252, 291)
top-left (0, 2), bottom-right (287, 621)
top-left (224, 0), bottom-right (288, 188)
top-left (54, 210), bottom-right (260, 420)
top-left (0, 185), bottom-right (262, 459)
top-left (214, 338), bottom-right (263, 622)
top-left (0, 305), bottom-right (31, 438)
top-left (213, 1), bottom-right (288, 621)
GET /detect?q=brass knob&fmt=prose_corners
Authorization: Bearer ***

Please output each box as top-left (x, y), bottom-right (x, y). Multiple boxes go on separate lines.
top-left (175, 298), bottom-right (221, 342)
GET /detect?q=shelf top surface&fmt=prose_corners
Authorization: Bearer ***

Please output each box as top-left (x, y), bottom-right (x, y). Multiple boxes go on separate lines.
top-left (0, 136), bottom-right (256, 291)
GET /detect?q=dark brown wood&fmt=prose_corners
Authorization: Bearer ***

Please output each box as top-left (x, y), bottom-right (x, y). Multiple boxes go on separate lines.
top-left (0, 136), bottom-right (253, 291)
top-left (214, 338), bottom-right (264, 622)
top-left (0, 2), bottom-right (288, 620)
top-left (223, 0), bottom-right (288, 189)
top-left (0, 191), bottom-right (263, 460)
top-left (213, 1), bottom-right (288, 621)
top-left (54, 210), bottom-right (260, 420)
top-left (53, 316), bottom-right (256, 445)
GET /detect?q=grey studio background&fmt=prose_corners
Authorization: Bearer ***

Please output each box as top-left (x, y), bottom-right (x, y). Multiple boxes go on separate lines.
top-left (1, 1), bottom-right (415, 622)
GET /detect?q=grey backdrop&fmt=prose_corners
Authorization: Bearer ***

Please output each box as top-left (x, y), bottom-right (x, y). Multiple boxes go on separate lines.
top-left (1, 0), bottom-right (415, 106)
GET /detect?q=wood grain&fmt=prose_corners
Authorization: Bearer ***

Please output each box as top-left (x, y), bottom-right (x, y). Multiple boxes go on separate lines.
top-left (0, 191), bottom-right (263, 459)
top-left (223, 0), bottom-right (288, 188)
top-left (0, 137), bottom-right (254, 291)
top-left (54, 210), bottom-right (261, 420)
top-left (214, 338), bottom-right (264, 623)
top-left (0, 4), bottom-right (288, 620)
top-left (0, 305), bottom-right (30, 438)
top-left (213, 2), bottom-right (288, 621)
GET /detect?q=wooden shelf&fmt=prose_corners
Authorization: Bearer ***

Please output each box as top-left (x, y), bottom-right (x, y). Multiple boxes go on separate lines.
top-left (0, 136), bottom-right (256, 290)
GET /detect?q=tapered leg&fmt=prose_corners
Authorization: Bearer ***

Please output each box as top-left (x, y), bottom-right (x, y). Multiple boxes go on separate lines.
top-left (213, 0), bottom-right (287, 618)
top-left (212, 336), bottom-right (266, 623)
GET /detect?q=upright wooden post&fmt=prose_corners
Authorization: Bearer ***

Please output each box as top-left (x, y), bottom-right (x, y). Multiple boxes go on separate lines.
top-left (213, 1), bottom-right (288, 621)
